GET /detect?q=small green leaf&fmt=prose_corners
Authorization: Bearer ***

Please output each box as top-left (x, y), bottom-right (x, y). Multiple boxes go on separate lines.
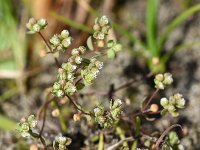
top-left (107, 49), bottom-right (115, 59)
top-left (76, 82), bottom-right (85, 90)
top-left (161, 109), bottom-right (167, 116)
top-left (114, 44), bottom-right (122, 52)
top-left (135, 116), bottom-right (141, 137)
top-left (107, 40), bottom-right (115, 47)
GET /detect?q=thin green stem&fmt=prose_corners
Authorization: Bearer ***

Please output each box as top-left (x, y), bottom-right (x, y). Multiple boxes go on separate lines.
top-left (66, 95), bottom-right (92, 116)
top-left (38, 32), bottom-right (60, 67)
top-left (29, 130), bottom-right (47, 149)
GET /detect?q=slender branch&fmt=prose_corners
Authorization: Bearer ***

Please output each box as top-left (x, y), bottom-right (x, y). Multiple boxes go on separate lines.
top-left (107, 137), bottom-right (134, 150)
top-left (38, 32), bottom-right (60, 67)
top-left (29, 130), bottom-right (47, 150)
top-left (155, 124), bottom-right (182, 149)
top-left (142, 88), bottom-right (159, 112)
top-left (75, 77), bottom-right (82, 86)
top-left (38, 99), bottom-right (53, 136)
top-left (66, 95), bottom-right (92, 116)
top-left (114, 79), bottom-right (136, 92)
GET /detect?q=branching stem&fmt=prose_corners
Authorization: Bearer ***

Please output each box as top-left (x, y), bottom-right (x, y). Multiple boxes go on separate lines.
top-left (38, 32), bottom-right (60, 67)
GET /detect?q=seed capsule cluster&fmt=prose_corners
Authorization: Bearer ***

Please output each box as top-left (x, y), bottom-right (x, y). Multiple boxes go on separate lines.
top-left (49, 30), bottom-right (72, 52)
top-left (94, 99), bottom-right (122, 128)
top-left (160, 93), bottom-right (185, 117)
top-left (81, 58), bottom-right (103, 86)
top-left (26, 18), bottom-right (48, 33)
top-left (54, 135), bottom-right (72, 150)
top-left (16, 115), bottom-right (37, 137)
top-left (52, 46), bottom-right (103, 97)
top-left (154, 73), bottom-right (173, 90)
top-left (93, 16), bottom-right (110, 40)
top-left (52, 46), bottom-right (86, 97)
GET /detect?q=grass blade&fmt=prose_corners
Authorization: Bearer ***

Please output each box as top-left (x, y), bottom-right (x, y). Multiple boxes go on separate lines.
top-left (146, 0), bottom-right (159, 57)
top-left (0, 115), bottom-right (17, 131)
top-left (158, 4), bottom-right (200, 51)
top-left (51, 12), bottom-right (93, 33)
top-left (112, 22), bottom-right (146, 50)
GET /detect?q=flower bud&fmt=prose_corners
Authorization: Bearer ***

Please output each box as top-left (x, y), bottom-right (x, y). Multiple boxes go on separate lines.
top-left (57, 136), bottom-right (67, 145)
top-left (155, 74), bottom-right (164, 82)
top-left (32, 24), bottom-right (41, 32)
top-left (156, 82), bottom-right (165, 90)
top-left (26, 22), bottom-right (32, 30)
top-left (150, 104), bottom-right (159, 112)
top-left (56, 90), bottom-right (64, 97)
top-left (58, 68), bottom-right (65, 74)
top-left (52, 109), bottom-right (60, 117)
top-left (67, 73), bottom-right (75, 81)
top-left (97, 32), bottom-right (105, 40)
top-left (94, 107), bottom-right (103, 116)
top-left (98, 116), bottom-right (106, 124)
top-left (62, 38), bottom-right (71, 48)
top-left (163, 73), bottom-right (173, 85)
top-left (21, 122), bottom-right (30, 132)
top-left (93, 24), bottom-right (100, 31)
top-left (27, 115), bottom-right (37, 128)
top-left (37, 18), bottom-right (48, 28)
top-left (50, 35), bottom-right (60, 46)
top-left (75, 56), bottom-right (82, 64)
top-left (64, 82), bottom-right (76, 95)
top-left (97, 40), bottom-right (104, 47)
top-left (95, 61), bottom-right (103, 69)
top-left (53, 82), bottom-right (61, 90)
top-left (79, 46), bottom-right (86, 54)
top-left (61, 30), bottom-right (69, 38)
top-left (29, 18), bottom-right (36, 24)
top-left (99, 16), bottom-right (109, 27)
top-left (73, 113), bottom-right (81, 122)
top-left (160, 98), bottom-right (169, 107)
top-left (167, 105), bottom-right (176, 112)
top-left (71, 48), bottom-right (79, 56)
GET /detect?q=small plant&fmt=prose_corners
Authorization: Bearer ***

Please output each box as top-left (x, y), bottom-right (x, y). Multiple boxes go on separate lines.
top-left (16, 15), bottom-right (186, 150)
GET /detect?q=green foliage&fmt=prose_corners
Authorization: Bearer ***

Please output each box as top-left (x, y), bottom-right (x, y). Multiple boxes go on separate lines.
top-left (0, 0), bottom-right (26, 71)
top-left (146, 0), bottom-right (159, 57)
top-left (111, 1), bottom-right (200, 73)
top-left (161, 131), bottom-right (183, 150)
top-left (17, 13), bottom-right (186, 149)
top-left (107, 40), bottom-right (122, 59)
top-left (0, 114), bottom-right (16, 131)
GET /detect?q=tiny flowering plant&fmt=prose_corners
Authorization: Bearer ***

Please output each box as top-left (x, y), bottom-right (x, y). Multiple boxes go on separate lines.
top-left (17, 15), bottom-right (186, 150)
